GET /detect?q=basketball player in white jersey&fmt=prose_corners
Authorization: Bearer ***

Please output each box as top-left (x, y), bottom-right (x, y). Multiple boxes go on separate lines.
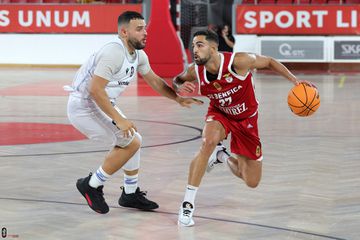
top-left (173, 30), bottom-right (313, 226)
top-left (66, 11), bottom-right (203, 214)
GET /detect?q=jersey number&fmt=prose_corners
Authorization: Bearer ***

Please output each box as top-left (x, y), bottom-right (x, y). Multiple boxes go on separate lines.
top-left (219, 97), bottom-right (232, 106)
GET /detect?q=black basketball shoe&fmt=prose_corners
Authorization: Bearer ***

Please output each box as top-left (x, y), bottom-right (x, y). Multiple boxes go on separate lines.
top-left (118, 187), bottom-right (159, 211)
top-left (76, 173), bottom-right (109, 214)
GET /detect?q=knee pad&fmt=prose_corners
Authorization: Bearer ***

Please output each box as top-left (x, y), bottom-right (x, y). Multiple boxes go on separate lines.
top-left (123, 147), bottom-right (141, 171)
top-left (114, 130), bottom-right (142, 148)
top-left (134, 132), bottom-right (142, 145)
top-left (122, 132), bottom-right (142, 171)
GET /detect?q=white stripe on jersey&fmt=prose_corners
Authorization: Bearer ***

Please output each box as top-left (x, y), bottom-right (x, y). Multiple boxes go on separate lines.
top-left (194, 64), bottom-right (201, 95)
top-left (227, 53), bottom-right (250, 81)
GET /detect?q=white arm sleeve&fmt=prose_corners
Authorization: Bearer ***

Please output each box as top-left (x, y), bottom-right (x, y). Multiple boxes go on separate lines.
top-left (138, 50), bottom-right (151, 76)
top-left (94, 43), bottom-right (125, 81)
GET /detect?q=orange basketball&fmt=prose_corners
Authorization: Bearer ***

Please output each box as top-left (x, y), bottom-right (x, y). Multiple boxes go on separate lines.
top-left (287, 83), bottom-right (320, 117)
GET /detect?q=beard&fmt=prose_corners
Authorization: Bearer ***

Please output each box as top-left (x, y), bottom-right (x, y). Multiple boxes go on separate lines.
top-left (194, 55), bottom-right (210, 65)
top-left (128, 37), bottom-right (145, 50)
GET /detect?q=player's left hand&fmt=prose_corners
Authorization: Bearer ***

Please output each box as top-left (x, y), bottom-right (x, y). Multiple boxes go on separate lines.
top-left (176, 96), bottom-right (204, 108)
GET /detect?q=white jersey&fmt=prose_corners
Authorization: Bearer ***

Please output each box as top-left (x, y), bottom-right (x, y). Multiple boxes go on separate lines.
top-left (69, 38), bottom-right (151, 100)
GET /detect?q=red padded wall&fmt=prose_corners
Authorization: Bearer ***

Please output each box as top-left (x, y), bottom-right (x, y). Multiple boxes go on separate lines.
top-left (145, 0), bottom-right (184, 77)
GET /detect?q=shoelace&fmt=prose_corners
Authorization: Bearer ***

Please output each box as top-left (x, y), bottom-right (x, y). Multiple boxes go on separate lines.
top-left (94, 187), bottom-right (106, 203)
top-left (120, 186), bottom-right (154, 205)
top-left (183, 209), bottom-right (192, 217)
top-left (210, 159), bottom-right (222, 168)
top-left (136, 190), bottom-right (152, 203)
top-left (137, 190), bottom-right (148, 196)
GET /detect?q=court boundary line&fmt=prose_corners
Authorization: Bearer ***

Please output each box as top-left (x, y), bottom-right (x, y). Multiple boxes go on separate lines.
top-left (0, 197), bottom-right (348, 240)
top-left (0, 119), bottom-right (202, 157)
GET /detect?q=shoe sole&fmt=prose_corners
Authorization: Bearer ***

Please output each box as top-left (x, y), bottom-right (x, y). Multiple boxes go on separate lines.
top-left (178, 220), bottom-right (195, 227)
top-left (207, 159), bottom-right (223, 173)
top-left (118, 202), bottom-right (159, 211)
top-left (207, 146), bottom-right (226, 173)
top-left (76, 179), bottom-right (109, 214)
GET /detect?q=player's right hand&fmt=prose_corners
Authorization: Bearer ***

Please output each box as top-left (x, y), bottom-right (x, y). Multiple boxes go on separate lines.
top-left (178, 82), bottom-right (196, 93)
top-left (114, 119), bottom-right (137, 138)
top-left (176, 96), bottom-right (204, 108)
top-left (298, 80), bottom-right (317, 89)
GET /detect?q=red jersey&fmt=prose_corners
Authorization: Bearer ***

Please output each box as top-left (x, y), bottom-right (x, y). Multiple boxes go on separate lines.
top-left (195, 52), bottom-right (258, 120)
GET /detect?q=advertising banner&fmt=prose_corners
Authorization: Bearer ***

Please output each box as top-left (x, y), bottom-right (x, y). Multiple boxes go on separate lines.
top-left (0, 4), bottom-right (142, 33)
top-left (236, 5), bottom-right (360, 35)
top-left (334, 41), bottom-right (360, 59)
top-left (261, 40), bottom-right (324, 60)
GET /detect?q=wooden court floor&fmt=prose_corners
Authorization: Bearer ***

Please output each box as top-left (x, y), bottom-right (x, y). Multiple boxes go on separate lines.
top-left (0, 68), bottom-right (359, 240)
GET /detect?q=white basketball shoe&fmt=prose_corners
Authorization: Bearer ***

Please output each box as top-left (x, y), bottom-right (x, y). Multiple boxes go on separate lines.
top-left (206, 143), bottom-right (229, 173)
top-left (178, 201), bottom-right (195, 227)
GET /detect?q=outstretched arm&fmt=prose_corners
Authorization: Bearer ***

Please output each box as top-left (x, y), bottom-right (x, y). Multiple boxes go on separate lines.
top-left (233, 53), bottom-right (299, 85)
top-left (142, 68), bottom-right (203, 108)
top-left (142, 69), bottom-right (178, 100)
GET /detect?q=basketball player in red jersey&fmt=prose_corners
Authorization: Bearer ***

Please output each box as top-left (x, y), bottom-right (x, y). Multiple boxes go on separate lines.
top-left (174, 30), bottom-right (311, 226)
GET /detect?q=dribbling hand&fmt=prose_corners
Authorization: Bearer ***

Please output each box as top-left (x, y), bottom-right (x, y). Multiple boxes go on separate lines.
top-left (176, 96), bottom-right (204, 108)
top-left (177, 82), bottom-right (196, 93)
top-left (296, 80), bottom-right (317, 89)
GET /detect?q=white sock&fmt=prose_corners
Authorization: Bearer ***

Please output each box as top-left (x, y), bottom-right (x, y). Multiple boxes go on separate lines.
top-left (89, 166), bottom-right (111, 188)
top-left (124, 174), bottom-right (138, 194)
top-left (183, 185), bottom-right (198, 206)
top-left (218, 151), bottom-right (230, 163)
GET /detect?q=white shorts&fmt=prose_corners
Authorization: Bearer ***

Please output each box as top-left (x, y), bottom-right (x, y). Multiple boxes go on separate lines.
top-left (67, 95), bottom-right (135, 148)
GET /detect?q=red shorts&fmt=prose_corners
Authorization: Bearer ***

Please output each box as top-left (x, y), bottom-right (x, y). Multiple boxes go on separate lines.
top-left (206, 107), bottom-right (263, 161)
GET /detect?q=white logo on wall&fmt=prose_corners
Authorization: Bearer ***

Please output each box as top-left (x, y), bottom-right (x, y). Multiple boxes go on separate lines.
top-left (341, 44), bottom-right (360, 56)
top-left (334, 41), bottom-right (360, 59)
top-left (279, 43), bottom-right (305, 57)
